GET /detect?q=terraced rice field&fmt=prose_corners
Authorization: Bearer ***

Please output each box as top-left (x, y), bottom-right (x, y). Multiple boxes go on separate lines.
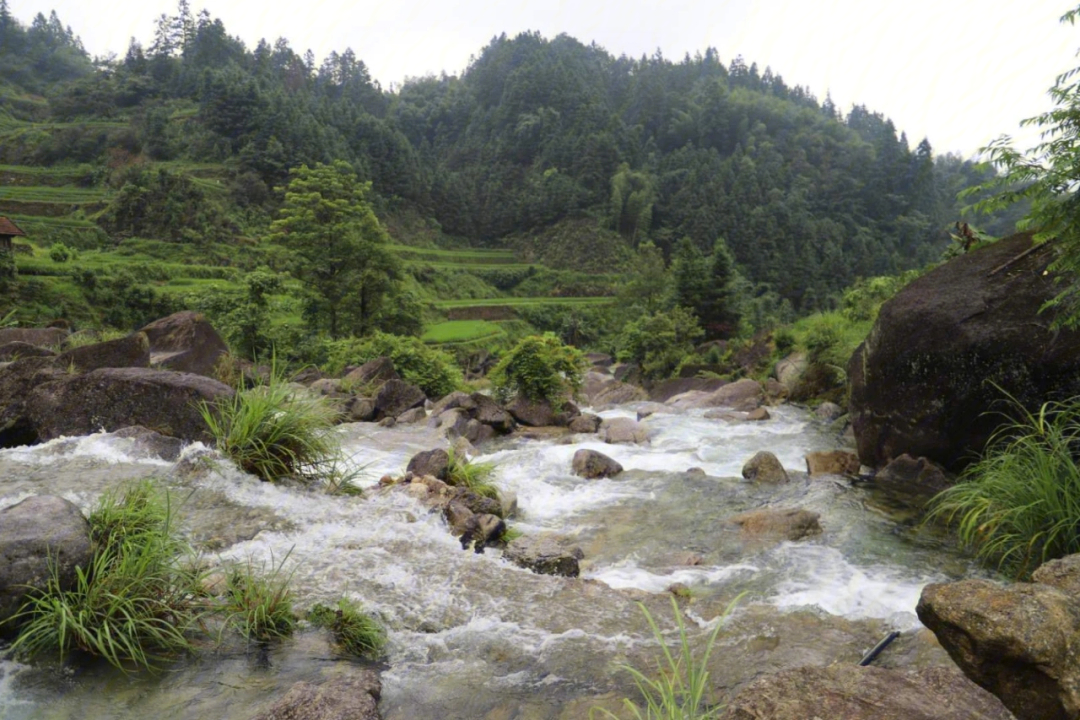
top-left (434, 296), bottom-right (614, 309)
top-left (421, 319), bottom-right (506, 344)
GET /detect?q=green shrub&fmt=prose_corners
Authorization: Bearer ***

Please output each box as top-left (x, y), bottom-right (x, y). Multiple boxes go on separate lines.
top-left (927, 396), bottom-right (1080, 578)
top-left (9, 480), bottom-right (201, 672)
top-left (324, 331), bottom-right (462, 398)
top-left (200, 370), bottom-right (343, 484)
top-left (307, 597), bottom-right (386, 658)
top-left (223, 552), bottom-right (297, 641)
top-left (48, 242), bottom-right (73, 263)
top-left (490, 333), bottom-right (587, 405)
top-left (618, 307), bottom-right (704, 381)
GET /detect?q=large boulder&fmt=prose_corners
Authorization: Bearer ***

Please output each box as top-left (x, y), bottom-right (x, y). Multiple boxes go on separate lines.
top-left (850, 232), bottom-right (1080, 472)
top-left (0, 496), bottom-right (92, 634)
top-left (590, 379), bottom-right (649, 407)
top-left (648, 377), bottom-right (726, 403)
top-left (505, 396), bottom-right (557, 427)
top-left (55, 332), bottom-right (150, 373)
top-left (373, 379), bottom-right (425, 419)
top-left (0, 357), bottom-right (65, 447)
top-left (719, 665), bottom-right (1014, 720)
top-left (917, 578), bottom-right (1080, 720)
top-left (502, 537), bottom-right (583, 577)
top-left (139, 311), bottom-right (229, 378)
top-left (0, 327), bottom-right (67, 350)
top-left (343, 356), bottom-right (399, 389)
top-left (0, 341), bottom-right (55, 361)
top-left (470, 392), bottom-right (515, 433)
top-left (25, 367), bottom-right (233, 443)
top-left (571, 449), bottom-right (623, 479)
top-left (741, 451), bottom-right (789, 484)
top-left (599, 417), bottom-right (648, 444)
top-left (568, 412), bottom-right (602, 434)
top-left (406, 448), bottom-right (450, 481)
top-left (1032, 553), bottom-right (1080, 596)
top-left (773, 352), bottom-right (808, 392)
top-left (250, 670), bottom-right (382, 720)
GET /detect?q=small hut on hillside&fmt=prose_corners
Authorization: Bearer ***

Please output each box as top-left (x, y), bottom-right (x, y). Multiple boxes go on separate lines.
top-left (0, 216), bottom-right (26, 254)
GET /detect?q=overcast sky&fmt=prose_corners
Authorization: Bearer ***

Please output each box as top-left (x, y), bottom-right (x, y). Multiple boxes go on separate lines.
top-left (10, 0), bottom-right (1080, 157)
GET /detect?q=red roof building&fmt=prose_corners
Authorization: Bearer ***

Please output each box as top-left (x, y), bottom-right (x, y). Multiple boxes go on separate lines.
top-left (0, 216), bottom-right (26, 254)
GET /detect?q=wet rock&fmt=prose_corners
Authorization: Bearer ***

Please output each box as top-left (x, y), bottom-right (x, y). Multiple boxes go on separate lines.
top-left (0, 496), bottom-right (92, 634)
top-left (113, 425), bottom-right (185, 462)
top-left (139, 311), bottom-right (228, 378)
top-left (406, 449), bottom-right (450, 482)
top-left (774, 352), bottom-right (807, 392)
top-left (1032, 554), bottom-right (1080, 596)
top-left (0, 356), bottom-right (66, 446)
top-left (741, 451), bottom-right (789, 484)
top-left (634, 402), bottom-right (668, 420)
top-left (289, 365), bottom-right (323, 385)
top-left (374, 379), bottom-right (426, 419)
top-left (568, 412), bottom-right (601, 434)
top-left (805, 450), bottom-right (860, 476)
top-left (648, 377), bottom-right (727, 403)
top-left (343, 356), bottom-right (399, 389)
top-left (378, 417), bottom-right (396, 427)
top-left (729, 508), bottom-right (822, 541)
top-left (55, 332), bottom-right (150, 373)
top-left (429, 391), bottom-right (476, 418)
top-left (396, 407), bottom-right (427, 425)
top-left (459, 513), bottom-right (505, 554)
top-left (471, 393), bottom-right (515, 434)
top-left (719, 664), bottom-right (1014, 720)
top-left (503, 537), bottom-right (583, 577)
top-left (0, 327), bottom-right (67, 350)
top-left (763, 377), bottom-right (787, 402)
top-left (0, 341), bottom-right (56, 361)
top-left (346, 396), bottom-right (377, 422)
top-left (250, 669), bottom-right (382, 720)
top-left (308, 378), bottom-right (342, 396)
top-left (814, 401), bottom-right (844, 421)
top-left (874, 454), bottom-right (951, 501)
top-left (849, 232), bottom-right (1080, 472)
top-left (505, 396), bottom-right (557, 427)
top-left (746, 407), bottom-right (770, 422)
top-left (464, 419), bottom-right (495, 444)
top-left (685, 467), bottom-right (706, 477)
top-left (917, 578), bottom-right (1080, 720)
top-left (571, 449), bottom-right (623, 479)
top-left (27, 367), bottom-right (233, 443)
top-left (599, 417), bottom-right (648, 444)
top-left (433, 408), bottom-right (470, 438)
top-left (590, 379), bottom-right (648, 407)
top-left (671, 379), bottom-right (763, 411)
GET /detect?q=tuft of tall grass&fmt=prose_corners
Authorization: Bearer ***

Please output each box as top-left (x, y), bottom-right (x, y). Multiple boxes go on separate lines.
top-left (307, 597), bottom-right (386, 658)
top-left (9, 480), bottom-right (202, 672)
top-left (927, 396), bottom-right (1080, 579)
top-left (222, 551), bottom-right (297, 641)
top-left (591, 596), bottom-right (737, 720)
top-left (445, 446), bottom-right (498, 499)
top-left (200, 371), bottom-right (343, 484)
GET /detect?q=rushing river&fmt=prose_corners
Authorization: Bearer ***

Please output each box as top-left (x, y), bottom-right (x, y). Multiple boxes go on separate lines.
top-left (0, 403), bottom-right (977, 719)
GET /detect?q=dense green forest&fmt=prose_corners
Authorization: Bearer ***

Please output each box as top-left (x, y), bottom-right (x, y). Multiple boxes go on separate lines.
top-left (0, 0), bottom-right (1022, 373)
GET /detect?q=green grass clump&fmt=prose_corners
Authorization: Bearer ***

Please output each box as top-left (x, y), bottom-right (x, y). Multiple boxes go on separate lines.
top-left (927, 396), bottom-right (1080, 578)
top-left (223, 552), bottom-right (297, 641)
top-left (9, 480), bottom-right (201, 672)
top-left (446, 446), bottom-right (499, 499)
top-left (200, 372), bottom-right (343, 484)
top-left (308, 597), bottom-right (386, 658)
top-left (591, 597), bottom-right (735, 720)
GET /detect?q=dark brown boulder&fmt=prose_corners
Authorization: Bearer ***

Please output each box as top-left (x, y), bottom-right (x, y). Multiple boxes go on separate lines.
top-left (0, 357), bottom-right (66, 447)
top-left (0, 341), bottom-right (55, 361)
top-left (571, 448), bottom-right (623, 479)
top-left (55, 332), bottom-right (150, 373)
top-left (917, 578), bottom-right (1080, 720)
top-left (0, 496), bottom-right (92, 636)
top-left (26, 367), bottom-right (233, 443)
top-left (502, 537), bottom-right (583, 577)
top-left (250, 670), bottom-right (382, 720)
top-left (505, 396), bottom-right (557, 427)
top-left (850, 232), bottom-right (1080, 472)
top-left (343, 356), bottom-right (399, 388)
top-left (729, 508), bottom-right (822, 542)
top-left (873, 454), bottom-right (952, 506)
top-left (470, 392), bottom-right (514, 433)
top-left (0, 327), bottom-right (67, 349)
top-left (719, 664), bottom-right (1014, 720)
top-left (406, 448), bottom-right (450, 481)
top-left (139, 311), bottom-right (229, 378)
top-left (373, 379), bottom-right (425, 419)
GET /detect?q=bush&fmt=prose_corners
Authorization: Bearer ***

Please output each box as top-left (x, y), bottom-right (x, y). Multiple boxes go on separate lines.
top-left (223, 552), bottom-right (297, 641)
top-left (49, 242), bottom-right (73, 263)
top-left (9, 480), bottom-right (201, 671)
top-left (308, 597), bottom-right (386, 658)
top-left (617, 307), bottom-right (704, 381)
top-left (927, 396), bottom-right (1080, 578)
top-left (200, 369), bottom-right (345, 484)
top-left (490, 333), bottom-right (587, 405)
top-left (324, 331), bottom-right (462, 398)
top-left (446, 446), bottom-right (498, 499)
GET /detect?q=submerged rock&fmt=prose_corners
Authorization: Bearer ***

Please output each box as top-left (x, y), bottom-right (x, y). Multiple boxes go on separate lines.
top-left (729, 507), bottom-right (822, 542)
top-left (503, 537), bottom-right (583, 577)
top-left (719, 664), bottom-right (1013, 720)
top-left (113, 425), bottom-right (185, 461)
top-left (917, 578), bottom-right (1080, 720)
top-left (805, 450), bottom-right (859, 476)
top-left (250, 669), bottom-right (382, 720)
top-left (0, 495), bottom-right (92, 634)
top-left (571, 449), bottom-right (623, 479)
top-left (741, 451), bottom-right (789, 484)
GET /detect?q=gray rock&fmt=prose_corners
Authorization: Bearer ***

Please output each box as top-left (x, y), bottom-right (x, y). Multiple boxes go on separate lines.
top-left (505, 396), bottom-right (557, 427)
top-left (917, 578), bottom-right (1080, 720)
top-left (464, 419), bottom-right (495, 444)
top-left (874, 454), bottom-right (951, 499)
top-left (250, 670), bottom-right (382, 720)
top-left (774, 352), bottom-right (808, 391)
top-left (346, 396), bottom-right (377, 422)
top-left (343, 356), bottom-right (399, 388)
top-left (599, 417), bottom-right (648, 444)
top-left (308, 378), bottom-right (342, 396)
top-left (55, 332), bottom-right (150, 373)
top-left (571, 449), bottom-right (623, 479)
top-left (429, 391), bottom-right (476, 418)
top-left (591, 380), bottom-right (648, 407)
top-left (396, 407), bottom-right (427, 425)
top-left (814, 401), bottom-right (844, 421)
top-left (0, 327), bottom-right (67, 350)
top-left (648, 377), bottom-right (727, 403)
top-left (406, 449), bottom-right (450, 482)
top-left (470, 393), bottom-right (515, 433)
top-left (568, 412), bottom-right (601, 434)
top-left (746, 407), bottom-right (770, 421)
top-left (503, 537), bottom-right (583, 577)
top-left (374, 379), bottom-right (425, 419)
top-left (0, 496), bottom-right (92, 634)
top-left (741, 451), bottom-right (789, 484)
top-left (113, 425), bottom-right (185, 462)
top-left (0, 341), bottom-right (56, 361)
top-left (1033, 554), bottom-right (1080, 596)
top-left (139, 311), bottom-right (228, 378)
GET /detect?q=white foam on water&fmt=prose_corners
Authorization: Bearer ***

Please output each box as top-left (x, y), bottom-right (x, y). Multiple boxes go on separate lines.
top-left (0, 431), bottom-right (177, 467)
top-left (0, 655), bottom-right (34, 719)
top-left (587, 560), bottom-right (760, 593)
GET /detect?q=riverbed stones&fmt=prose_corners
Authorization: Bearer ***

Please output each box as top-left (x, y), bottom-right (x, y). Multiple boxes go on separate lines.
top-left (139, 311), bottom-right (229, 378)
top-left (571, 449), bottom-right (623, 479)
top-left (505, 396), bottom-right (557, 427)
top-left (741, 451), bottom-right (788, 484)
top-left (502, 537), bottom-right (583, 577)
top-left (0, 495), bottom-right (92, 634)
top-left (917, 578), bottom-right (1080, 720)
top-left (568, 412), bottom-right (601, 434)
top-left (718, 664), bottom-right (1014, 720)
top-left (805, 450), bottom-right (860, 476)
top-left (346, 396), bottom-right (377, 422)
top-left (251, 669), bottom-right (382, 720)
top-left (729, 508), bottom-right (822, 541)
top-left (599, 417), bottom-right (648, 444)
top-left (112, 425), bottom-right (185, 461)
top-left (471, 392), bottom-right (514, 433)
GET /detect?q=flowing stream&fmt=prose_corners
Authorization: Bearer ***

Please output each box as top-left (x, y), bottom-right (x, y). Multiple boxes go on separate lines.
top-left (0, 403), bottom-right (977, 719)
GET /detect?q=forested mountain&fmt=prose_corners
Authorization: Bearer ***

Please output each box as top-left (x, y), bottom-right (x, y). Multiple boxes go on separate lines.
top-left (0, 1), bottom-right (1017, 317)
